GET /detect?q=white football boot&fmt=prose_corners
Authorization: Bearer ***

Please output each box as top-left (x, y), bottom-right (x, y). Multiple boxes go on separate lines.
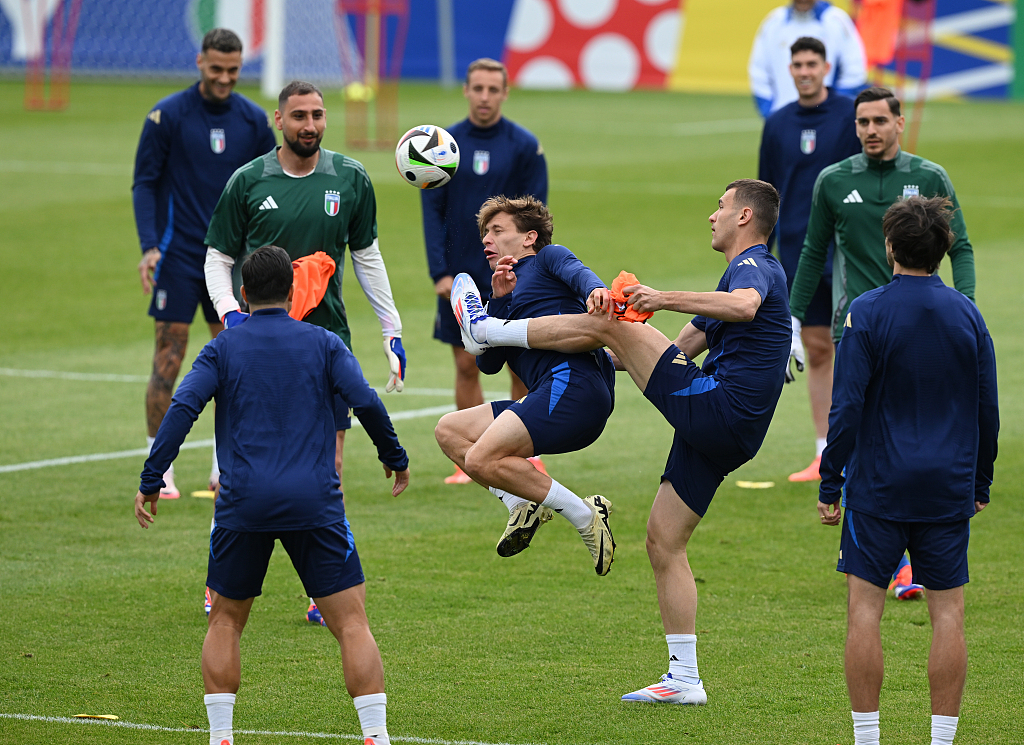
top-left (450, 273), bottom-right (491, 356)
top-left (621, 673), bottom-right (707, 705)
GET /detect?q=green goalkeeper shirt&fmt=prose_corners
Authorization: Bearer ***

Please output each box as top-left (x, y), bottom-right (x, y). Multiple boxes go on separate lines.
top-left (205, 147), bottom-right (377, 348)
top-left (790, 149), bottom-right (975, 341)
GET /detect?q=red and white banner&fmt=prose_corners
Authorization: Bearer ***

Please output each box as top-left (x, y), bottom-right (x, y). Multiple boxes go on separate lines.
top-left (503, 0), bottom-right (683, 91)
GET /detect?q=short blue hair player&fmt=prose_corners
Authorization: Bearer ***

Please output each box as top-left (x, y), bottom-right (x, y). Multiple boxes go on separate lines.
top-left (452, 180), bottom-right (790, 705)
top-left (435, 196), bottom-right (617, 575)
top-left (817, 197), bottom-right (998, 745)
top-left (135, 247), bottom-right (409, 745)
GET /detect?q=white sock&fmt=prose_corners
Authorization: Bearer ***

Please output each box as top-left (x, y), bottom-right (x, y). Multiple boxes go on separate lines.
top-left (146, 435), bottom-right (156, 451)
top-left (205, 692), bottom-right (235, 745)
top-left (210, 434), bottom-right (220, 484)
top-left (541, 479), bottom-right (592, 530)
top-left (484, 317), bottom-right (531, 348)
top-left (666, 634), bottom-right (700, 684)
top-left (931, 715), bottom-right (958, 745)
top-left (816, 437), bottom-right (827, 457)
top-left (852, 711), bottom-right (880, 745)
top-left (353, 692), bottom-right (389, 744)
top-left (489, 486), bottom-right (530, 513)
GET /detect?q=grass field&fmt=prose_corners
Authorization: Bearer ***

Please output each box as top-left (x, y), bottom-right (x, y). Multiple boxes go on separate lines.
top-left (0, 78), bottom-right (1022, 745)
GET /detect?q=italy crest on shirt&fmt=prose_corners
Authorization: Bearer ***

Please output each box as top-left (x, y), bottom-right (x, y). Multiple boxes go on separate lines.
top-left (473, 150), bottom-right (490, 175)
top-left (800, 129), bottom-right (816, 155)
top-left (325, 190), bottom-right (341, 216)
top-left (210, 129), bottom-right (226, 154)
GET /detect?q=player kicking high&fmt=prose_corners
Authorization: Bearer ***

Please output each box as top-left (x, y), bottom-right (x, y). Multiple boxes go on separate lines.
top-left (436, 196), bottom-right (617, 574)
top-left (453, 180), bottom-right (790, 703)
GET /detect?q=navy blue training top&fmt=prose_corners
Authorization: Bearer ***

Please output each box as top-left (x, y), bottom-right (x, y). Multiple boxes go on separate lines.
top-left (478, 244), bottom-right (616, 399)
top-left (821, 274), bottom-right (999, 521)
top-left (758, 91), bottom-right (861, 284)
top-left (691, 244), bottom-right (791, 456)
top-left (421, 117), bottom-right (548, 286)
top-left (139, 309), bottom-right (408, 532)
top-left (132, 82), bottom-right (277, 278)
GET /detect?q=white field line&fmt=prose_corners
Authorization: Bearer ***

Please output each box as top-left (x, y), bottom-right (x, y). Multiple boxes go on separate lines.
top-left (0, 405), bottom-right (455, 475)
top-left (0, 369), bottom-right (509, 399)
top-left (0, 713), bottom-right (550, 745)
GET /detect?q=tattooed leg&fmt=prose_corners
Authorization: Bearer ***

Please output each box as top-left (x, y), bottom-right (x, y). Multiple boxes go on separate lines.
top-left (147, 321), bottom-right (189, 437)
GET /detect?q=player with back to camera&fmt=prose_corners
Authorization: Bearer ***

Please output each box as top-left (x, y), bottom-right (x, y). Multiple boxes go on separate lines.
top-left (421, 58), bottom-right (549, 484)
top-left (452, 180), bottom-right (790, 704)
top-left (790, 86), bottom-right (977, 600)
top-left (817, 197), bottom-right (998, 745)
top-left (757, 36), bottom-right (861, 482)
top-left (204, 80), bottom-right (406, 626)
top-left (136, 246), bottom-right (409, 745)
top-left (133, 28), bottom-right (276, 500)
top-left (434, 195), bottom-right (617, 575)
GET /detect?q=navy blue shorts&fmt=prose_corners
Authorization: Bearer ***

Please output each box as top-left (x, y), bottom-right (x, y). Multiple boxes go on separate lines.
top-left (803, 276), bottom-right (832, 328)
top-left (434, 295), bottom-right (464, 346)
top-left (207, 519), bottom-right (364, 600)
top-left (150, 257), bottom-right (219, 325)
top-left (643, 346), bottom-right (753, 516)
top-left (490, 365), bottom-right (613, 455)
top-left (837, 509), bottom-right (970, 590)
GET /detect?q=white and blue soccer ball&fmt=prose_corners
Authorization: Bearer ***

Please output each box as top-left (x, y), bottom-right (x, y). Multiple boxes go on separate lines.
top-left (395, 125), bottom-right (459, 189)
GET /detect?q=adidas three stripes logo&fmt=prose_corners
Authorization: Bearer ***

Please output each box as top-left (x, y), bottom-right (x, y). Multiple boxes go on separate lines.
top-left (259, 196), bottom-right (279, 210)
top-left (843, 189), bottom-right (863, 204)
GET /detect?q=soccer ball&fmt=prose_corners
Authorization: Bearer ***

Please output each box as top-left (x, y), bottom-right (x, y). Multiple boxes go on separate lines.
top-left (395, 125), bottom-right (459, 189)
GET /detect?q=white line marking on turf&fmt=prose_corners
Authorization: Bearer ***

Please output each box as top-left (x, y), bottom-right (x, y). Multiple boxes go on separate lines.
top-left (0, 405), bottom-right (456, 474)
top-left (0, 367), bottom-right (150, 383)
top-left (0, 369), bottom-right (509, 398)
top-left (0, 713), bottom-right (549, 745)
top-left (0, 160), bottom-right (130, 176)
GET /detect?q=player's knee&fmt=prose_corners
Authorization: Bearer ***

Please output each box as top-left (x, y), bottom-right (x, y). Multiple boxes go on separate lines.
top-left (434, 413), bottom-right (458, 453)
top-left (806, 341), bottom-right (834, 368)
top-left (462, 445), bottom-right (494, 481)
top-left (645, 522), bottom-right (685, 568)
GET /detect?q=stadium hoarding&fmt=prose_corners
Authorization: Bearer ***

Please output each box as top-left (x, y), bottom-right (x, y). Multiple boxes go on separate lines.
top-left (0, 0), bottom-right (1017, 99)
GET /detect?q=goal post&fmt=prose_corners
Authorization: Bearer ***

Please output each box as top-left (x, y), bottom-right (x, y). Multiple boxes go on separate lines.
top-left (337, 0), bottom-right (409, 150)
top-left (23, 0), bottom-right (82, 111)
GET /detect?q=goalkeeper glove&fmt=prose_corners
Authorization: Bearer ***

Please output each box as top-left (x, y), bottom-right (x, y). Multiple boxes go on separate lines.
top-left (384, 337), bottom-right (406, 393)
top-left (785, 315), bottom-right (805, 383)
top-left (222, 310), bottom-right (250, 329)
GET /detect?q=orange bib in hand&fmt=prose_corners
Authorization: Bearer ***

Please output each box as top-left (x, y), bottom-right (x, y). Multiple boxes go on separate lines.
top-left (289, 252), bottom-right (336, 321)
top-left (610, 270), bottom-right (654, 323)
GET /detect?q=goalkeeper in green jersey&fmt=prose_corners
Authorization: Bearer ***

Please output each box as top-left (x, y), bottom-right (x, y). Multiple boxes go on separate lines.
top-left (789, 86), bottom-right (975, 345)
top-left (204, 81), bottom-right (406, 627)
top-left (789, 86), bottom-right (976, 603)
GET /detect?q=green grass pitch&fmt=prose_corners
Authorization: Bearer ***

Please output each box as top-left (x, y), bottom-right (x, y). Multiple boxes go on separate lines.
top-left (0, 79), bottom-right (1021, 745)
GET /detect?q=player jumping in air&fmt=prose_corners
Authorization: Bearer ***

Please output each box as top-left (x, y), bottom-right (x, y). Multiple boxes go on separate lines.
top-left (434, 195), bottom-right (617, 574)
top-left (453, 180), bottom-right (790, 704)
top-left (422, 58), bottom-right (549, 484)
